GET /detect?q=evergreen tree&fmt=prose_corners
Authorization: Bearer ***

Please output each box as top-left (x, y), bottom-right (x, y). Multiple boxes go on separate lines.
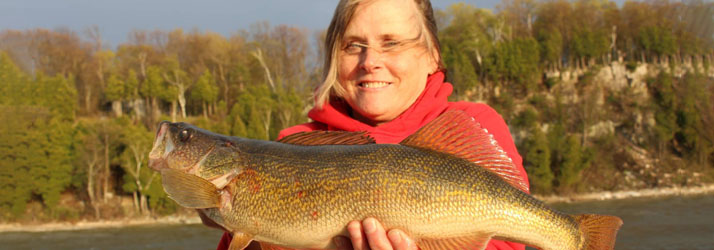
top-left (524, 126), bottom-right (554, 193)
top-left (485, 37), bottom-right (541, 95)
top-left (675, 73), bottom-right (714, 165)
top-left (537, 29), bottom-right (564, 70)
top-left (0, 55), bottom-right (77, 219)
top-left (647, 72), bottom-right (677, 156)
top-left (558, 135), bottom-right (589, 190)
top-left (638, 26), bottom-right (676, 63)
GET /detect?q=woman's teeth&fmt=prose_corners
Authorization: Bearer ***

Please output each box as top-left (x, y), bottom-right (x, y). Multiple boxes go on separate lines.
top-left (360, 82), bottom-right (390, 88)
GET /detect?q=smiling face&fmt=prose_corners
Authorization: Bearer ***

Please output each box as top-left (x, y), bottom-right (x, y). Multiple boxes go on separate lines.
top-left (337, 0), bottom-right (438, 126)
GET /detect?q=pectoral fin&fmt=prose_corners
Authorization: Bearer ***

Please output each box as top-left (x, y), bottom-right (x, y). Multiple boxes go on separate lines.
top-left (228, 232), bottom-right (254, 250)
top-left (161, 168), bottom-right (220, 208)
top-left (417, 233), bottom-right (495, 250)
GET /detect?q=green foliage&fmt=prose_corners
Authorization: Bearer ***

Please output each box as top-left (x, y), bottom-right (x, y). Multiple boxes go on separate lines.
top-left (647, 72), bottom-right (677, 154)
top-left (512, 107), bottom-right (539, 129)
top-left (557, 135), bottom-right (590, 190)
top-left (537, 28), bottom-right (563, 69)
top-left (484, 37), bottom-right (541, 94)
top-left (105, 70), bottom-right (140, 102)
top-left (638, 26), bottom-right (677, 59)
top-left (125, 70), bottom-right (139, 99)
top-left (438, 4), bottom-right (493, 95)
top-left (117, 118), bottom-right (154, 191)
top-left (104, 73), bottom-right (125, 101)
top-left (0, 56), bottom-right (78, 219)
top-left (0, 52), bottom-right (28, 105)
top-left (228, 103), bottom-right (249, 137)
top-left (141, 66), bottom-right (177, 102)
top-left (228, 85), bottom-right (307, 140)
top-left (442, 42), bottom-right (480, 95)
top-left (31, 73), bottom-right (78, 121)
top-left (144, 175), bottom-right (178, 215)
top-left (0, 106), bottom-right (38, 217)
top-left (675, 73), bottom-right (714, 164)
top-left (191, 70), bottom-right (219, 104)
top-left (570, 28), bottom-right (610, 62)
top-left (524, 126), bottom-right (554, 193)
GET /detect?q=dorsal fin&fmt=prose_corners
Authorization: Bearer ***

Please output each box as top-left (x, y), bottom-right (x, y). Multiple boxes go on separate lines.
top-left (278, 131), bottom-right (376, 146)
top-left (401, 110), bottom-right (529, 193)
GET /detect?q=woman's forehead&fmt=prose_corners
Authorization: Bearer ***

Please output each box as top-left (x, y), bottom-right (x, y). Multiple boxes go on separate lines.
top-left (343, 0), bottom-right (421, 39)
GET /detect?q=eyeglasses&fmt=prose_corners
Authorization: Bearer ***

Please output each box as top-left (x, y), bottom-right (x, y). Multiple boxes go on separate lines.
top-left (341, 36), bottom-right (423, 56)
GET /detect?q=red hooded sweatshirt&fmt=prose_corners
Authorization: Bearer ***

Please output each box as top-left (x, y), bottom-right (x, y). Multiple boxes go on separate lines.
top-left (217, 72), bottom-right (529, 250)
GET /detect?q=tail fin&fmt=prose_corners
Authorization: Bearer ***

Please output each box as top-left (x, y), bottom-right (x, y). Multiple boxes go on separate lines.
top-left (573, 214), bottom-right (623, 250)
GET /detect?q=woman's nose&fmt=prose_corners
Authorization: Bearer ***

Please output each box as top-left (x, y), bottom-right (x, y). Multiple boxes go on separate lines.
top-left (359, 47), bottom-right (382, 72)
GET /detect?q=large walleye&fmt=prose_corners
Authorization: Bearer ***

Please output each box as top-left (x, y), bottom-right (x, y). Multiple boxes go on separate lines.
top-left (148, 110), bottom-right (622, 250)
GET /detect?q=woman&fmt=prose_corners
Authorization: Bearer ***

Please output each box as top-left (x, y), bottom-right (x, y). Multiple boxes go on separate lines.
top-left (217, 0), bottom-right (529, 249)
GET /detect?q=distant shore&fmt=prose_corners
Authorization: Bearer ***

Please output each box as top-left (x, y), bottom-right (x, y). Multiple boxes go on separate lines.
top-left (2, 184), bottom-right (714, 233)
top-left (535, 183), bottom-right (714, 203)
top-left (0, 215), bottom-right (202, 233)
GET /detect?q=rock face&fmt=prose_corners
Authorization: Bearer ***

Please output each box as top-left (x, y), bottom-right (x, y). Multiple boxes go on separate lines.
top-left (532, 60), bottom-right (713, 190)
top-left (547, 59), bottom-right (713, 96)
top-left (542, 60), bottom-right (713, 138)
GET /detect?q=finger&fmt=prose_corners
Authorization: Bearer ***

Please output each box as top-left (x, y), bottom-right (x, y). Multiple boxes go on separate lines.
top-left (387, 229), bottom-right (417, 250)
top-left (347, 220), bottom-right (370, 250)
top-left (363, 218), bottom-right (393, 250)
top-left (333, 236), bottom-right (354, 250)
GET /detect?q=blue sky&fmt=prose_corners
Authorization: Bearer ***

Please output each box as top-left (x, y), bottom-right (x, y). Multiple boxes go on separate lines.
top-left (0, 0), bottom-right (507, 48)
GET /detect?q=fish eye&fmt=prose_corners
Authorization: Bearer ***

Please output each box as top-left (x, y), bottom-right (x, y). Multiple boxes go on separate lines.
top-left (178, 129), bottom-right (192, 142)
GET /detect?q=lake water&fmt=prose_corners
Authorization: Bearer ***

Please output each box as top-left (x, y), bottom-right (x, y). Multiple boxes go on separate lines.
top-left (2, 194), bottom-right (713, 250)
top-left (548, 193), bottom-right (714, 250)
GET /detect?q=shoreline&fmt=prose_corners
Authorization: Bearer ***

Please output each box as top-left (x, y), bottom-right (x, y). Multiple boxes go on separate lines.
top-left (0, 215), bottom-right (202, 233)
top-left (535, 183), bottom-right (714, 203)
top-left (2, 184), bottom-right (714, 233)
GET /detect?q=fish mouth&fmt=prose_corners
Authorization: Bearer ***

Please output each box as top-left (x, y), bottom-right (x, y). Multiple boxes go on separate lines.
top-left (149, 122), bottom-right (170, 170)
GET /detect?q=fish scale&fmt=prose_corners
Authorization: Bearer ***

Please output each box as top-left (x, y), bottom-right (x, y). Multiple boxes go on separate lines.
top-left (149, 110), bottom-right (622, 250)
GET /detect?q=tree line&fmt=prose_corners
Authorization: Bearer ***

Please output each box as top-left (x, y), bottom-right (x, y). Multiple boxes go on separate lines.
top-left (0, 0), bottom-right (712, 221)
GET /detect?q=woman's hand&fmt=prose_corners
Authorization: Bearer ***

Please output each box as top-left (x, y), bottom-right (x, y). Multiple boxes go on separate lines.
top-left (334, 218), bottom-right (418, 250)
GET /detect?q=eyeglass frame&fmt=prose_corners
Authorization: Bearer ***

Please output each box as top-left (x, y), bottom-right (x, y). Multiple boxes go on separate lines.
top-left (340, 35), bottom-right (425, 56)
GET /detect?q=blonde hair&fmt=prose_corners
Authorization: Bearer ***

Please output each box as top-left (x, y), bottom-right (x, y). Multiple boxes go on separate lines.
top-left (314, 0), bottom-right (443, 108)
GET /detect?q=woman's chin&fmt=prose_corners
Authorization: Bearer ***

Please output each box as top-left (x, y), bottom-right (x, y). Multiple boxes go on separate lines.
top-left (353, 107), bottom-right (398, 125)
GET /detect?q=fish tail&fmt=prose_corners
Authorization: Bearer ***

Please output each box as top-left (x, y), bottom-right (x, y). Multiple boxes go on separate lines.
top-left (573, 214), bottom-right (623, 250)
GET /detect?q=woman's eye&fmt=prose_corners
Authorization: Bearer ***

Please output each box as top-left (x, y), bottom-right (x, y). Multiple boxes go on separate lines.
top-left (382, 41), bottom-right (400, 50)
top-left (344, 43), bottom-right (363, 53)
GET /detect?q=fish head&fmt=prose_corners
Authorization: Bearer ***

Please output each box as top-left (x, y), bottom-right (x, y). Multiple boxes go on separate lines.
top-left (149, 121), bottom-right (227, 177)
